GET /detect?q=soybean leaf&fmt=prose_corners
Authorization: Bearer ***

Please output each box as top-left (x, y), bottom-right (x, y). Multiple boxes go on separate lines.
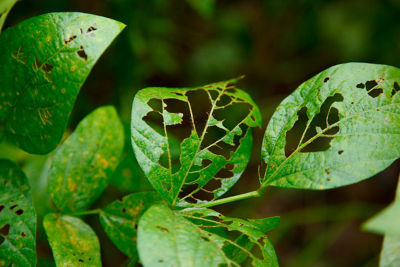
top-left (0, 0), bottom-right (17, 32)
top-left (0, 12), bottom-right (125, 154)
top-left (43, 214), bottom-right (101, 266)
top-left (137, 204), bottom-right (278, 266)
top-left (262, 63), bottom-right (400, 190)
top-left (131, 78), bottom-right (262, 206)
top-left (99, 191), bottom-right (161, 258)
top-left (363, 175), bottom-right (400, 266)
top-left (48, 106), bottom-right (124, 212)
top-left (0, 159), bottom-right (36, 266)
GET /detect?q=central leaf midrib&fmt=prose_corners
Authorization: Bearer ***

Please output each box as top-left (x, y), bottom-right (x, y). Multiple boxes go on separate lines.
top-left (263, 101), bottom-right (400, 186)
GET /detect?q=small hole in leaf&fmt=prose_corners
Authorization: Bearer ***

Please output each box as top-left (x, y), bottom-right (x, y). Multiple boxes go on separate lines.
top-left (214, 102), bottom-right (252, 130)
top-left (9, 204), bottom-right (17, 210)
top-left (186, 89), bottom-right (212, 137)
top-left (143, 111), bottom-right (164, 136)
top-left (327, 178), bottom-right (331, 182)
top-left (77, 46), bottom-right (88, 61)
top-left (356, 83), bottom-right (365, 89)
top-left (209, 90), bottom-right (219, 100)
top-left (201, 236), bottom-right (210, 242)
top-left (87, 24), bottom-right (98, 33)
top-left (215, 163), bottom-right (234, 178)
top-left (202, 159), bottom-right (212, 168)
top-left (159, 260), bottom-right (164, 263)
top-left (192, 189), bottom-right (214, 201)
top-left (15, 209), bottom-right (24, 216)
top-left (203, 179), bottom-right (222, 192)
top-left (216, 94), bottom-right (232, 107)
top-left (64, 35), bottom-right (77, 44)
top-left (0, 224), bottom-right (10, 236)
top-left (21, 232), bottom-right (25, 237)
top-left (0, 205), bottom-right (4, 212)
top-left (78, 259), bottom-right (84, 263)
top-left (368, 88), bottom-right (383, 98)
top-left (325, 169), bottom-right (330, 174)
top-left (392, 82), bottom-right (400, 97)
top-left (366, 80), bottom-right (378, 90)
top-left (324, 77), bottom-right (330, 83)
top-left (338, 150), bottom-right (344, 155)
top-left (122, 208), bottom-right (126, 213)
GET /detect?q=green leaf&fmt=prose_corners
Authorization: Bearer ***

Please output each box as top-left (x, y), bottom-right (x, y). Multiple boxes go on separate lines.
top-left (363, 174), bottom-right (400, 266)
top-left (137, 204), bottom-right (278, 266)
top-left (48, 106), bottom-right (124, 212)
top-left (99, 191), bottom-right (161, 258)
top-left (131, 78), bottom-right (262, 206)
top-left (0, 12), bottom-right (125, 154)
top-left (262, 63), bottom-right (400, 190)
top-left (43, 213), bottom-right (101, 266)
top-left (0, 159), bottom-right (36, 266)
top-left (0, 0), bottom-right (17, 32)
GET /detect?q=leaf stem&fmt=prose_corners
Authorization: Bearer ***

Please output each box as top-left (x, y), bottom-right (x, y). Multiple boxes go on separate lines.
top-left (68, 209), bottom-right (102, 217)
top-left (191, 190), bottom-right (262, 209)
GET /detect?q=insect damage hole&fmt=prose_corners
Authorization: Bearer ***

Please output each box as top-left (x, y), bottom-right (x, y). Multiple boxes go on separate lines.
top-left (358, 80), bottom-right (383, 98)
top-left (285, 93), bottom-right (344, 157)
top-left (77, 46), bottom-right (88, 61)
top-left (64, 34), bottom-right (77, 44)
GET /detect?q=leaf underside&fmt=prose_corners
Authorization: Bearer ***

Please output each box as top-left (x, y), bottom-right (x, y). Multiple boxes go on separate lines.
top-left (48, 106), bottom-right (124, 212)
top-left (100, 191), bottom-right (161, 258)
top-left (131, 79), bottom-right (262, 206)
top-left (43, 214), bottom-right (101, 266)
top-left (0, 12), bottom-right (125, 154)
top-left (137, 204), bottom-right (279, 266)
top-left (0, 159), bottom-right (36, 266)
top-left (262, 63), bottom-right (400, 190)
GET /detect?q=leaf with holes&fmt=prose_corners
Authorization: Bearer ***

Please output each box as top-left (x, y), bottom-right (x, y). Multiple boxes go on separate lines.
top-left (131, 78), bottom-right (262, 206)
top-left (43, 213), bottom-right (101, 266)
top-left (48, 106), bottom-right (124, 212)
top-left (0, 12), bottom-right (125, 154)
top-left (261, 63), bottom-right (400, 190)
top-left (137, 204), bottom-right (279, 266)
top-left (0, 159), bottom-right (36, 266)
top-left (100, 191), bottom-right (161, 259)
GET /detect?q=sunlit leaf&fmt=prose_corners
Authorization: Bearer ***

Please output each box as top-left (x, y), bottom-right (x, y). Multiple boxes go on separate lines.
top-left (100, 191), bottom-right (161, 258)
top-left (262, 63), bottom-right (400, 190)
top-left (186, 0), bottom-right (215, 18)
top-left (43, 213), bottom-right (101, 266)
top-left (0, 12), bottom-right (125, 154)
top-left (131, 78), bottom-right (262, 206)
top-left (48, 106), bottom-right (124, 212)
top-left (137, 204), bottom-right (278, 266)
top-left (0, 159), bottom-right (36, 266)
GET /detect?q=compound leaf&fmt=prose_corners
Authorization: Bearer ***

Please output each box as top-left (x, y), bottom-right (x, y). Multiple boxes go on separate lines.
top-left (43, 213), bottom-right (101, 266)
top-left (0, 12), bottom-right (125, 154)
top-left (100, 191), bottom-right (161, 258)
top-left (0, 159), bottom-right (36, 266)
top-left (262, 63), bottom-right (400, 190)
top-left (131, 78), bottom-right (262, 206)
top-left (48, 106), bottom-right (124, 212)
top-left (137, 204), bottom-right (278, 266)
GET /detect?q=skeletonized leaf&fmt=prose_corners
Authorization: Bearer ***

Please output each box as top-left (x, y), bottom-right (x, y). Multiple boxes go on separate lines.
top-left (43, 214), bottom-right (101, 266)
top-left (99, 191), bottom-right (161, 258)
top-left (262, 63), bottom-right (400, 190)
top-left (131, 78), bottom-right (262, 206)
top-left (0, 12), bottom-right (125, 154)
top-left (0, 159), bottom-right (36, 266)
top-left (137, 204), bottom-right (278, 266)
top-left (48, 106), bottom-right (124, 212)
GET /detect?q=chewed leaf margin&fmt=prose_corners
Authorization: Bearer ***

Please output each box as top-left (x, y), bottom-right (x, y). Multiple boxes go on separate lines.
top-left (131, 78), bottom-right (262, 206)
top-left (261, 63), bottom-right (400, 190)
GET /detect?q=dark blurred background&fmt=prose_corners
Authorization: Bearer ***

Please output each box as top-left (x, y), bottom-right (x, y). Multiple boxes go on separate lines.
top-left (3, 0), bottom-right (400, 266)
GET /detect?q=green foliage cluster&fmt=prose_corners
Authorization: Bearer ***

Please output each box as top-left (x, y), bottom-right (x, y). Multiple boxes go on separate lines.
top-left (1, 6), bottom-right (400, 267)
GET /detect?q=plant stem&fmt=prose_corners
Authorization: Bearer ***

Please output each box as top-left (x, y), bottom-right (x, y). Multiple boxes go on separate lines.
top-left (191, 190), bottom-right (262, 209)
top-left (68, 209), bottom-right (102, 217)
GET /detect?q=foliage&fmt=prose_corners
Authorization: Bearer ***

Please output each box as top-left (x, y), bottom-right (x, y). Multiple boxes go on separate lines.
top-left (1, 6), bottom-right (400, 267)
